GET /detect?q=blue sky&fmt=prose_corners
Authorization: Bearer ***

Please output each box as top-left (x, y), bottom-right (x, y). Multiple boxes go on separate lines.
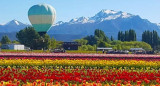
top-left (0, 0), bottom-right (160, 24)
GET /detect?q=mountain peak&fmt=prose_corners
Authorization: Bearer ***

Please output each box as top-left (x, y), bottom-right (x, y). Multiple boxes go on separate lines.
top-left (99, 9), bottom-right (119, 14)
top-left (69, 16), bottom-right (88, 24)
top-left (67, 9), bottom-right (135, 24)
top-left (5, 20), bottom-right (24, 26)
top-left (54, 21), bottom-right (65, 26)
top-left (89, 9), bottom-right (134, 22)
top-left (157, 23), bottom-right (160, 26)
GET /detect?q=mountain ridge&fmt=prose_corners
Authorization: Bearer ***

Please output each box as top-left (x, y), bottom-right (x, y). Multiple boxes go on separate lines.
top-left (48, 10), bottom-right (160, 41)
top-left (0, 9), bottom-right (160, 41)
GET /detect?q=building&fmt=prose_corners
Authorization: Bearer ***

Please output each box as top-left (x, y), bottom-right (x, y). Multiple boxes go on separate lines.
top-left (97, 47), bottom-right (113, 54)
top-left (1, 44), bottom-right (25, 50)
top-left (130, 48), bottom-right (146, 54)
top-left (63, 42), bottom-right (81, 50)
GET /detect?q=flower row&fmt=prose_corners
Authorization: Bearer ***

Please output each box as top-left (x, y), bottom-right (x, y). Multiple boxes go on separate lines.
top-left (0, 59), bottom-right (160, 68)
top-left (1, 67), bottom-right (160, 84)
top-left (1, 80), bottom-right (160, 86)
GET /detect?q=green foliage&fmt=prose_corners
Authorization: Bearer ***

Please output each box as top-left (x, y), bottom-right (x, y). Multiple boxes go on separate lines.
top-left (16, 27), bottom-right (40, 49)
top-left (110, 41), bottom-right (152, 51)
top-left (111, 40), bottom-right (122, 45)
top-left (142, 30), bottom-right (159, 50)
top-left (87, 45), bottom-right (95, 51)
top-left (49, 37), bottom-right (57, 49)
top-left (116, 44), bottom-right (122, 50)
top-left (98, 41), bottom-right (106, 47)
top-left (74, 29), bottom-right (153, 51)
top-left (94, 29), bottom-right (110, 42)
top-left (41, 34), bottom-right (51, 50)
top-left (84, 35), bottom-right (97, 45)
top-left (1, 35), bottom-right (11, 44)
top-left (118, 31), bottom-right (125, 41)
top-left (84, 29), bottom-right (110, 46)
top-left (12, 40), bottom-right (20, 44)
top-left (75, 39), bottom-right (88, 45)
top-left (16, 27), bottom-right (53, 50)
top-left (79, 45), bottom-right (88, 51)
top-left (129, 29), bottom-right (136, 41)
top-left (79, 45), bottom-right (96, 51)
top-left (118, 29), bottom-right (136, 41)
top-left (110, 36), bottom-right (114, 41)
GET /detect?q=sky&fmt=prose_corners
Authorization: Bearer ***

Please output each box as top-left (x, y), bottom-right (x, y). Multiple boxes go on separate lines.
top-left (0, 0), bottom-right (160, 24)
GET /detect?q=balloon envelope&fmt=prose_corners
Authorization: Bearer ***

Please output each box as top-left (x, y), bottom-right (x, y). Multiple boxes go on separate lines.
top-left (28, 4), bottom-right (56, 33)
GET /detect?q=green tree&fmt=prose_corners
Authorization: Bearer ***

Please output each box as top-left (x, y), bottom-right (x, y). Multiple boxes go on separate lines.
top-left (12, 40), bottom-right (20, 44)
top-left (75, 39), bottom-right (88, 45)
top-left (41, 34), bottom-right (51, 50)
top-left (142, 30), bottom-right (159, 50)
top-left (1, 35), bottom-right (11, 44)
top-left (117, 44), bottom-right (122, 50)
top-left (125, 31), bottom-right (129, 41)
top-left (94, 29), bottom-right (110, 42)
top-left (110, 36), bottom-right (114, 41)
top-left (16, 27), bottom-right (51, 50)
top-left (118, 29), bottom-right (136, 41)
top-left (111, 40), bottom-right (122, 45)
top-left (152, 30), bottom-right (159, 49)
top-left (16, 27), bottom-right (40, 49)
top-left (49, 37), bottom-right (57, 49)
top-left (128, 29), bottom-right (136, 41)
top-left (98, 41), bottom-right (106, 47)
top-left (87, 45), bottom-right (95, 51)
top-left (118, 31), bottom-right (125, 41)
top-left (84, 35), bottom-right (97, 45)
top-left (79, 45), bottom-right (88, 51)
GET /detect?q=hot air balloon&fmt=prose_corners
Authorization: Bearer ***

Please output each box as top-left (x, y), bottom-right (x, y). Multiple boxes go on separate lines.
top-left (28, 4), bottom-right (56, 36)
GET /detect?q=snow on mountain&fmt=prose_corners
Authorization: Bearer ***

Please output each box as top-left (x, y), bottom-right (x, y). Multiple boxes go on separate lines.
top-left (5, 20), bottom-right (26, 26)
top-left (90, 10), bottom-right (134, 22)
top-left (157, 23), bottom-right (160, 26)
top-left (157, 23), bottom-right (160, 29)
top-left (0, 20), bottom-right (28, 33)
top-left (0, 9), bottom-right (160, 41)
top-left (68, 9), bottom-right (134, 24)
top-left (48, 9), bottom-right (160, 41)
top-left (69, 17), bottom-right (89, 24)
top-left (54, 21), bottom-right (65, 26)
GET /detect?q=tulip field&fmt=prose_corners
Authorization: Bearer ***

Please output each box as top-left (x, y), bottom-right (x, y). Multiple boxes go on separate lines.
top-left (1, 53), bottom-right (160, 86)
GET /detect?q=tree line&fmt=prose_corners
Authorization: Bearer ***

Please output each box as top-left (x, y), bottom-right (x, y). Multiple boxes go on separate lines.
top-left (0, 27), bottom-right (59, 50)
top-left (0, 27), bottom-right (159, 51)
top-left (117, 29), bottom-right (160, 50)
top-left (118, 29), bottom-right (136, 41)
top-left (75, 29), bottom-right (152, 51)
top-left (142, 30), bottom-right (160, 50)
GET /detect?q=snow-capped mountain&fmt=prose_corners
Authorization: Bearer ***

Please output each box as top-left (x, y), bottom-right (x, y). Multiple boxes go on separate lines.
top-left (89, 10), bottom-right (134, 22)
top-left (5, 20), bottom-right (22, 26)
top-left (157, 23), bottom-right (160, 26)
top-left (62, 10), bottom-right (135, 24)
top-left (0, 20), bottom-right (28, 32)
top-left (0, 9), bottom-right (160, 41)
top-left (53, 21), bottom-right (65, 26)
top-left (48, 9), bottom-right (160, 41)
top-left (69, 17), bottom-right (89, 24)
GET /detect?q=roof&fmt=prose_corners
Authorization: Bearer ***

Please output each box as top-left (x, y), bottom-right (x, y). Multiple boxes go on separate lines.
top-left (97, 47), bottom-right (113, 50)
top-left (130, 48), bottom-right (144, 51)
top-left (63, 42), bottom-right (79, 45)
top-left (2, 44), bottom-right (24, 46)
